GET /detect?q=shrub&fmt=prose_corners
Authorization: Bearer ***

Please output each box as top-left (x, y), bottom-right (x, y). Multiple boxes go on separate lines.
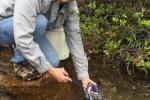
top-left (78, 0), bottom-right (150, 69)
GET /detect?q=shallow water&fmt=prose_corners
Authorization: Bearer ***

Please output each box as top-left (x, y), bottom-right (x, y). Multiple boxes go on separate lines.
top-left (0, 45), bottom-right (150, 100)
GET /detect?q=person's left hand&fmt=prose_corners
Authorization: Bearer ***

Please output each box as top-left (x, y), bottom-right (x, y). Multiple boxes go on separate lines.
top-left (82, 79), bottom-right (97, 88)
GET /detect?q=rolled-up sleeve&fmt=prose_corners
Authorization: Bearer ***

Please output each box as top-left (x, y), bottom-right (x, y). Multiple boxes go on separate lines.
top-left (13, 0), bottom-right (52, 73)
top-left (64, 0), bottom-right (89, 80)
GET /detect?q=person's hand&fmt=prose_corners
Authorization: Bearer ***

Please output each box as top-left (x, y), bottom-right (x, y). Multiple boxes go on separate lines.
top-left (47, 67), bottom-right (72, 82)
top-left (82, 79), bottom-right (97, 88)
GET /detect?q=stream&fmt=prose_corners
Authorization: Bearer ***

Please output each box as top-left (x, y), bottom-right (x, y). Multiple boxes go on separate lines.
top-left (0, 45), bottom-right (150, 100)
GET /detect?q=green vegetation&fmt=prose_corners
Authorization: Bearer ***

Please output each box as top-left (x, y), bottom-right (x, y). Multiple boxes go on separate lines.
top-left (78, 0), bottom-right (150, 70)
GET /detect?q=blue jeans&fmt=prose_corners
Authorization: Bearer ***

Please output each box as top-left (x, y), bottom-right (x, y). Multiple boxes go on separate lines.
top-left (0, 15), bottom-right (59, 67)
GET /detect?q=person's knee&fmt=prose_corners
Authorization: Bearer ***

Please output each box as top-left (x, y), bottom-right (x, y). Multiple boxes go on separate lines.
top-left (36, 14), bottom-right (48, 34)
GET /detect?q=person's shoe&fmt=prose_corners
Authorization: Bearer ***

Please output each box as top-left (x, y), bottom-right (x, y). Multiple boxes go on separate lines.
top-left (12, 62), bottom-right (42, 81)
top-left (0, 56), bottom-right (42, 81)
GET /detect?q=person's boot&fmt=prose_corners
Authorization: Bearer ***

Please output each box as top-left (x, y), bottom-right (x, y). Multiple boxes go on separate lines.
top-left (0, 46), bottom-right (42, 81)
top-left (11, 48), bottom-right (27, 64)
top-left (13, 62), bottom-right (42, 81)
top-left (10, 48), bottom-right (43, 80)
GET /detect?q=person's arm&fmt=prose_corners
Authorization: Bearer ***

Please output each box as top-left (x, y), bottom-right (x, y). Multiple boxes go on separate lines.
top-left (64, 0), bottom-right (90, 80)
top-left (13, 0), bottom-right (53, 73)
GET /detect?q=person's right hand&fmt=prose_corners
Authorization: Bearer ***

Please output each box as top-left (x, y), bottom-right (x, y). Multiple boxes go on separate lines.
top-left (47, 67), bottom-right (72, 82)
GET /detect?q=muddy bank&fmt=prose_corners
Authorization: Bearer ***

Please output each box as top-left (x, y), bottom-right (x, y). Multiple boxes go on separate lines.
top-left (0, 45), bottom-right (84, 100)
top-left (0, 45), bottom-right (150, 100)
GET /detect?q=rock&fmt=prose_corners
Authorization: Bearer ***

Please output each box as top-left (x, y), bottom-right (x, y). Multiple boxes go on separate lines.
top-left (132, 86), bottom-right (136, 90)
top-left (110, 87), bottom-right (117, 93)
